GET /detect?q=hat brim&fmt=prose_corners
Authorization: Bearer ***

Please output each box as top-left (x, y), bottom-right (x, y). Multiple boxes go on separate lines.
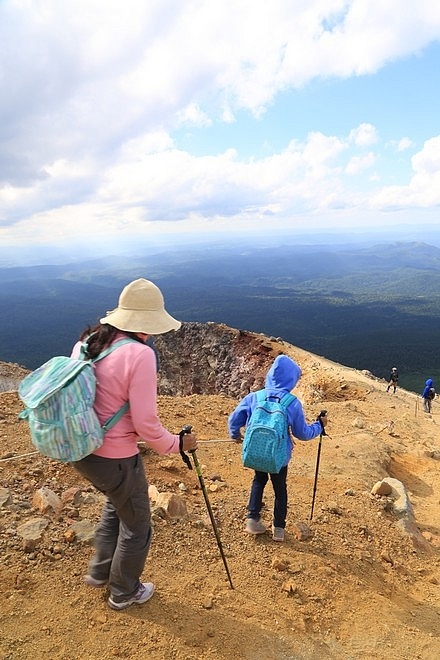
top-left (100, 307), bottom-right (181, 335)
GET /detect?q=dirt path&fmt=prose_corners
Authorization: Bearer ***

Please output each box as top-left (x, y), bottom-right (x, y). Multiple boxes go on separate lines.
top-left (0, 345), bottom-right (439, 659)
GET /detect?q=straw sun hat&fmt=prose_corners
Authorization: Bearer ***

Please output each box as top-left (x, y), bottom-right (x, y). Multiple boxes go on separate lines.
top-left (100, 278), bottom-right (181, 335)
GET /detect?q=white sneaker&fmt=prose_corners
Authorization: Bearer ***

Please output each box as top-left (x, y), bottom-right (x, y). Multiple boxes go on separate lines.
top-left (108, 582), bottom-right (155, 610)
top-left (245, 518), bottom-right (267, 534)
top-left (272, 526), bottom-right (285, 542)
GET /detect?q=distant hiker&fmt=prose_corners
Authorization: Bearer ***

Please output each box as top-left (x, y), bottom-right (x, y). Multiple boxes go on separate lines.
top-left (228, 354), bottom-right (327, 542)
top-left (421, 378), bottom-right (436, 413)
top-left (70, 279), bottom-right (197, 610)
top-left (386, 367), bottom-right (399, 393)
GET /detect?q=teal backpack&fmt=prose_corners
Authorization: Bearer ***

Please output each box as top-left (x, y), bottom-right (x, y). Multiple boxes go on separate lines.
top-left (242, 390), bottom-right (296, 473)
top-left (18, 339), bottom-right (135, 463)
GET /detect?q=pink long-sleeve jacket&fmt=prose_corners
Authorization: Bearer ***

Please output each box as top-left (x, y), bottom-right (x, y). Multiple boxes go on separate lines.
top-left (71, 333), bottom-right (179, 459)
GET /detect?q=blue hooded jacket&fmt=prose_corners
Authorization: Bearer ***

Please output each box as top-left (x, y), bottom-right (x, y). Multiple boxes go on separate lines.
top-left (228, 355), bottom-right (322, 459)
top-left (422, 378), bottom-right (435, 398)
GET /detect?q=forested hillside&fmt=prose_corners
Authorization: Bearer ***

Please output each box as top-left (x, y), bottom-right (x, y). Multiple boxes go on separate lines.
top-left (1, 240), bottom-right (439, 392)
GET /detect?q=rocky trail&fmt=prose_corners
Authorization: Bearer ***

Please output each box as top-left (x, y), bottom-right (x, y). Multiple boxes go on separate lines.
top-left (0, 332), bottom-right (439, 659)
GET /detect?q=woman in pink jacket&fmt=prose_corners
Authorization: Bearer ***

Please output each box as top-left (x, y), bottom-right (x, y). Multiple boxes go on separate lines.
top-left (71, 278), bottom-right (197, 611)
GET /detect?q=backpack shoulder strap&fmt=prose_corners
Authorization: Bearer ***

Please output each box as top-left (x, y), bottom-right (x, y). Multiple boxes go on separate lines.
top-left (280, 393), bottom-right (296, 437)
top-left (92, 338), bottom-right (138, 363)
top-left (102, 401), bottom-right (130, 431)
top-left (92, 338), bottom-right (138, 430)
top-left (280, 393), bottom-right (296, 409)
top-left (255, 389), bottom-right (267, 404)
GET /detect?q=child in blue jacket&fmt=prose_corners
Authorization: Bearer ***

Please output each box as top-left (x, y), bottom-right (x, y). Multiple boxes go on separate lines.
top-left (228, 355), bottom-right (327, 542)
top-left (422, 378), bottom-right (435, 413)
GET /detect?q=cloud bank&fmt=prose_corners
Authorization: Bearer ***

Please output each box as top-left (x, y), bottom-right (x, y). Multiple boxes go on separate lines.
top-left (1, 0), bottom-right (440, 247)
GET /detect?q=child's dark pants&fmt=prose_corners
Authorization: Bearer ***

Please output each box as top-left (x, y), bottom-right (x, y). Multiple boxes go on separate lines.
top-left (247, 465), bottom-right (288, 528)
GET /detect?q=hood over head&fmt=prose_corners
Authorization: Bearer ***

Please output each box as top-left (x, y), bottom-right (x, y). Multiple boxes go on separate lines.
top-left (426, 378), bottom-right (434, 387)
top-left (265, 355), bottom-right (301, 391)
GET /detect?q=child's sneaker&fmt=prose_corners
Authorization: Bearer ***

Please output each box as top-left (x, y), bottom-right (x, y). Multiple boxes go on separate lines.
top-left (272, 526), bottom-right (285, 542)
top-left (108, 582), bottom-right (155, 610)
top-left (245, 518), bottom-right (267, 534)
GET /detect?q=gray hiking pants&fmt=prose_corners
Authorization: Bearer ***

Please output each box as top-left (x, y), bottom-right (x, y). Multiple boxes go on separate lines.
top-left (73, 453), bottom-right (152, 602)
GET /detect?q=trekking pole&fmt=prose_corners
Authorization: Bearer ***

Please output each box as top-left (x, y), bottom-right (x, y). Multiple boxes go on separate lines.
top-left (309, 410), bottom-right (327, 521)
top-left (180, 425), bottom-right (234, 589)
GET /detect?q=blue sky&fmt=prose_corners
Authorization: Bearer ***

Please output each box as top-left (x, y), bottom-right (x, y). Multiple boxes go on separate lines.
top-left (1, 1), bottom-right (440, 256)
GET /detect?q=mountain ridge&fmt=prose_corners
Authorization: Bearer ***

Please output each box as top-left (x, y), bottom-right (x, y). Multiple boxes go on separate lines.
top-left (1, 323), bottom-right (439, 658)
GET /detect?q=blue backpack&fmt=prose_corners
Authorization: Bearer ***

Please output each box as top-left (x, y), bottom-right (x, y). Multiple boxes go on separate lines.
top-left (18, 339), bottom-right (135, 463)
top-left (242, 390), bottom-right (296, 473)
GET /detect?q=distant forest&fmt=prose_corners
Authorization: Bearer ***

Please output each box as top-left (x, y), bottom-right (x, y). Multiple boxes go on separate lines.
top-left (1, 239), bottom-right (439, 394)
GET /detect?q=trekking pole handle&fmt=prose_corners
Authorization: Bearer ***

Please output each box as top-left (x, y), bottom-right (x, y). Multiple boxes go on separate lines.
top-left (179, 425), bottom-right (193, 470)
top-left (181, 424), bottom-right (193, 436)
top-left (317, 410), bottom-right (327, 436)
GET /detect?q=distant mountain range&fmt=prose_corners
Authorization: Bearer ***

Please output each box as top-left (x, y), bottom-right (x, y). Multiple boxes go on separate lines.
top-left (1, 239), bottom-right (439, 393)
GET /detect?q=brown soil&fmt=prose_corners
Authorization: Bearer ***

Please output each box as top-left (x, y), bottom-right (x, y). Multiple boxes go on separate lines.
top-left (1, 343), bottom-right (439, 659)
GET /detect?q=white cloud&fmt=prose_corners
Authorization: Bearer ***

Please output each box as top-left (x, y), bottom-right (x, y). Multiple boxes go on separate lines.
top-left (395, 137), bottom-right (414, 152)
top-left (2, 122), bottom-right (440, 245)
top-left (345, 152), bottom-right (376, 175)
top-left (177, 103), bottom-right (212, 127)
top-left (349, 124), bottom-right (378, 147)
top-left (372, 136), bottom-right (440, 208)
top-left (1, 1), bottom-right (440, 244)
top-left (412, 136), bottom-right (440, 174)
